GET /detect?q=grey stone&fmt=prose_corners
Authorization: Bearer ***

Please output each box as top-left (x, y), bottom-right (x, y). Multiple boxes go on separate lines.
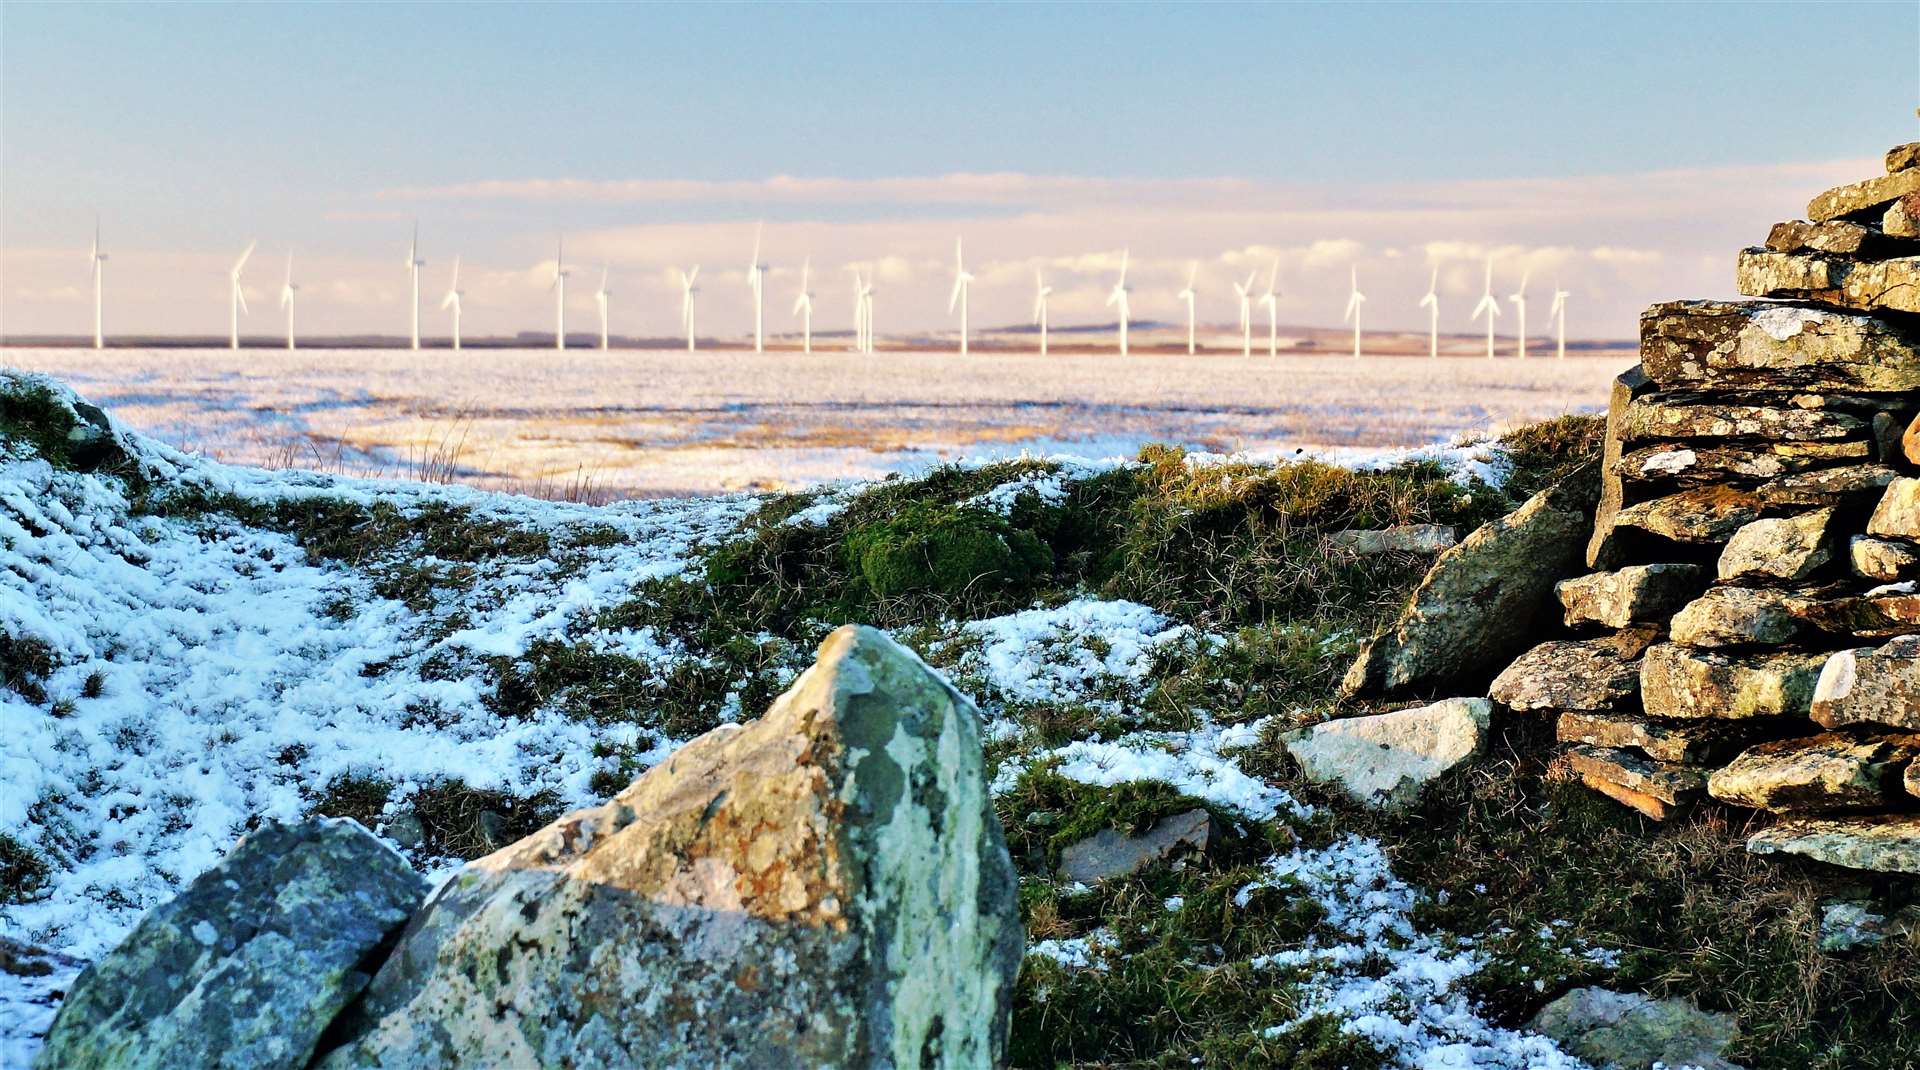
top-left (1815, 899), bottom-right (1920, 953)
top-left (1615, 486), bottom-right (1764, 544)
top-left (1737, 250), bottom-right (1920, 315)
top-left (1807, 167), bottom-right (1920, 222)
top-left (1869, 477), bottom-right (1920, 539)
top-left (1324, 523), bottom-right (1457, 555)
top-left (1588, 365), bottom-right (1656, 569)
top-left (1489, 637), bottom-right (1642, 712)
top-left (1556, 711), bottom-right (1786, 766)
top-left (1529, 987), bottom-right (1742, 1070)
top-left (381, 811), bottom-right (424, 851)
top-left (1342, 467), bottom-right (1598, 698)
top-left (1717, 508), bottom-right (1836, 582)
top-left (1765, 219), bottom-right (1919, 259)
top-left (1640, 644), bottom-right (1826, 720)
top-left (1622, 395), bottom-right (1867, 443)
top-left (1615, 440), bottom-right (1870, 486)
top-left (1057, 808), bottom-right (1215, 885)
top-left (1567, 745), bottom-right (1706, 807)
top-left (1888, 194), bottom-right (1920, 240)
top-left (1669, 586), bottom-right (1810, 648)
top-left (1707, 732), bottom-right (1920, 813)
top-left (1747, 815), bottom-right (1920, 874)
top-left (1282, 697), bottom-right (1491, 809)
top-left (1556, 563), bottom-right (1704, 629)
top-left (316, 625), bottom-right (1023, 1070)
top-left (1812, 636), bottom-right (1920, 730)
top-left (1852, 536), bottom-right (1920, 582)
top-left (1638, 300), bottom-right (1920, 391)
top-left (1757, 464), bottom-right (1899, 507)
top-left (35, 818), bottom-right (428, 1070)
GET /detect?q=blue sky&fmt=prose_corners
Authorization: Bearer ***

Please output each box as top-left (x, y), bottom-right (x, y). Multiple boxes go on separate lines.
top-left (4, 2), bottom-right (1916, 338)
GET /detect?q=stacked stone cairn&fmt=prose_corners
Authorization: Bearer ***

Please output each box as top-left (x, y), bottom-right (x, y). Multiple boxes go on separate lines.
top-left (1489, 136), bottom-right (1920, 874)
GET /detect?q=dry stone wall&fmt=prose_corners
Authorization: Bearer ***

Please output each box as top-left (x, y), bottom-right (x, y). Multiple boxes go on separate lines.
top-left (1490, 137), bottom-right (1920, 873)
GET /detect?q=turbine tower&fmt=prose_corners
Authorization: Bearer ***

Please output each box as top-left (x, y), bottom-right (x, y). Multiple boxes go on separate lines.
top-left (949, 237), bottom-right (975, 355)
top-left (1105, 249), bottom-right (1131, 357)
top-left (406, 223), bottom-right (425, 350)
top-left (848, 267), bottom-right (865, 353)
top-left (279, 251), bottom-right (299, 351)
top-left (1257, 258), bottom-right (1281, 358)
top-left (228, 240), bottom-right (255, 350)
top-left (89, 220), bottom-right (107, 350)
top-left (440, 257), bottom-right (464, 351)
top-left (1176, 261), bottom-right (1198, 355)
top-left (747, 223), bottom-right (768, 353)
top-left (792, 256), bottom-right (814, 354)
top-left (860, 272), bottom-right (876, 355)
top-left (551, 237), bottom-right (570, 350)
top-left (1233, 269), bottom-right (1257, 357)
top-left (1343, 266), bottom-right (1367, 359)
top-left (1418, 268), bottom-right (1440, 359)
top-left (1548, 283), bottom-right (1571, 360)
top-left (1509, 269), bottom-right (1531, 360)
top-left (1033, 269), bottom-right (1052, 357)
top-left (1472, 257), bottom-right (1502, 360)
top-left (679, 266), bottom-right (701, 352)
top-left (595, 266), bottom-right (612, 351)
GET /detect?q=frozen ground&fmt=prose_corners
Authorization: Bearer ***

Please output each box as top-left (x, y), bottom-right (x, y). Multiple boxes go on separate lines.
top-left (3, 347), bottom-right (1628, 497)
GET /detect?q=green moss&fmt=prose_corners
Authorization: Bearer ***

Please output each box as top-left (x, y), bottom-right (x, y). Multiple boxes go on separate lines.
top-left (843, 502), bottom-right (1052, 610)
top-left (0, 832), bottom-right (50, 905)
top-left (0, 379), bottom-right (131, 475)
top-left (310, 773), bottom-right (562, 861)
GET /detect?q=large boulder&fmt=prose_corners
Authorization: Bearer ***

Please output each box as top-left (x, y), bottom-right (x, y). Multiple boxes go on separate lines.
top-left (317, 625), bottom-right (1023, 1070)
top-left (1281, 697), bottom-right (1491, 809)
top-left (1342, 467), bottom-right (1598, 698)
top-left (35, 818), bottom-right (427, 1070)
top-left (1529, 987), bottom-right (1742, 1070)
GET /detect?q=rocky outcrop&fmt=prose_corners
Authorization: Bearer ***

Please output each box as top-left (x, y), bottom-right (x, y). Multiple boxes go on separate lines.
top-left (1529, 987), bottom-right (1743, 1070)
top-left (34, 818), bottom-right (427, 1070)
top-left (1282, 698), bottom-right (1491, 808)
top-left (1341, 469), bottom-right (1597, 698)
top-left (317, 624), bottom-right (1023, 1070)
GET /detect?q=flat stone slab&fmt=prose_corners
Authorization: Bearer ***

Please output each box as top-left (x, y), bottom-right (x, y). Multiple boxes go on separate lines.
top-left (1641, 643), bottom-right (1827, 720)
top-left (1323, 523), bottom-right (1457, 555)
top-left (1890, 142), bottom-right (1920, 173)
top-left (1765, 219), bottom-right (1920, 259)
top-left (1791, 587), bottom-right (1920, 640)
top-left (1282, 697), bottom-right (1491, 809)
top-left (1530, 987), bottom-right (1742, 1070)
top-left (1615, 441), bottom-right (1870, 486)
top-left (1557, 711), bottom-right (1788, 766)
top-left (1615, 486), bottom-right (1764, 544)
top-left (1622, 395), bottom-right (1868, 443)
top-left (1807, 167), bottom-right (1920, 222)
top-left (1868, 477), bottom-right (1920, 539)
top-left (1557, 563), bottom-right (1704, 629)
top-left (1813, 636), bottom-right (1920, 730)
top-left (1639, 300), bottom-right (1920, 391)
top-left (1718, 508), bottom-right (1837, 583)
top-left (1708, 732), bottom-right (1920, 813)
top-left (1567, 745), bottom-right (1706, 806)
top-left (1489, 637), bottom-right (1643, 712)
top-left (1670, 585), bottom-right (1811, 648)
top-left (1757, 464), bottom-right (1899, 508)
top-left (1852, 536), bottom-right (1920, 582)
top-left (1747, 814), bottom-right (1920, 874)
top-left (1737, 250), bottom-right (1920, 315)
top-left (1057, 808), bottom-right (1214, 885)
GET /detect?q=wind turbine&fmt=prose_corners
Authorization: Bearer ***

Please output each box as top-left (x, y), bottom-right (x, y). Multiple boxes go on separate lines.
top-left (1472, 257), bottom-right (1501, 360)
top-left (1033, 269), bottom-right (1052, 357)
top-left (792, 256), bottom-right (814, 354)
top-left (440, 257), bottom-right (464, 351)
top-left (1508, 269), bottom-right (1531, 360)
top-left (1418, 267), bottom-right (1440, 359)
top-left (848, 267), bottom-right (865, 353)
top-left (679, 266), bottom-right (700, 352)
top-left (88, 219), bottom-right (107, 349)
top-left (279, 251), bottom-right (299, 351)
top-left (1257, 258), bottom-right (1281, 358)
top-left (1176, 261), bottom-right (1198, 355)
top-left (949, 237), bottom-right (975, 355)
top-left (1233, 269), bottom-right (1257, 357)
top-left (860, 271), bottom-right (876, 355)
top-left (747, 223), bottom-right (767, 353)
top-left (1548, 283), bottom-right (1570, 360)
top-left (1105, 249), bottom-right (1131, 357)
top-left (406, 223), bottom-right (425, 350)
top-left (228, 240), bottom-right (255, 350)
top-left (595, 266), bottom-right (612, 351)
top-left (550, 238), bottom-right (571, 350)
top-left (1343, 266), bottom-right (1367, 359)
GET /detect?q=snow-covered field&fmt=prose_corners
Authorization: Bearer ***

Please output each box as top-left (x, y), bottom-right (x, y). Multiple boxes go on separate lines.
top-left (4, 347), bottom-right (1627, 497)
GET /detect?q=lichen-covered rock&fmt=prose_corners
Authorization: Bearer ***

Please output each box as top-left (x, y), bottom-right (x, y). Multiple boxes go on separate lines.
top-left (316, 625), bottom-right (1022, 1070)
top-left (1556, 711), bottom-right (1785, 766)
top-left (1489, 637), bottom-right (1643, 712)
top-left (1621, 396), bottom-right (1867, 443)
top-left (1765, 219), bottom-right (1918, 258)
top-left (1890, 194), bottom-right (1920, 239)
top-left (1529, 987), bottom-right (1742, 1070)
top-left (1868, 477), bottom-right (1920, 539)
top-left (1640, 644), bottom-right (1826, 719)
top-left (1567, 745), bottom-right (1706, 807)
top-left (1812, 636), bottom-right (1920, 730)
top-left (1906, 410), bottom-right (1920, 465)
top-left (1737, 250), bottom-right (1920, 315)
top-left (1669, 586), bottom-right (1810, 648)
top-left (1323, 523), bottom-right (1457, 555)
top-left (1890, 142), bottom-right (1920, 173)
top-left (1757, 464), bottom-right (1899, 507)
top-left (35, 818), bottom-right (427, 1070)
top-left (1589, 365), bottom-right (1656, 569)
top-left (1852, 536), bottom-right (1920, 582)
top-left (1638, 300), bottom-right (1920, 391)
top-left (1615, 485), bottom-right (1764, 544)
top-left (1791, 587), bottom-right (1920, 640)
top-left (1717, 508), bottom-right (1837, 582)
top-left (1556, 563), bottom-right (1704, 629)
top-left (1342, 467), bottom-right (1597, 698)
top-left (1615, 440), bottom-right (1869, 486)
top-left (1707, 732), bottom-right (1920, 813)
top-left (1057, 808), bottom-right (1214, 886)
top-left (1807, 167), bottom-right (1920, 222)
top-left (1747, 814), bottom-right (1920, 874)
top-left (1281, 697), bottom-right (1490, 809)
